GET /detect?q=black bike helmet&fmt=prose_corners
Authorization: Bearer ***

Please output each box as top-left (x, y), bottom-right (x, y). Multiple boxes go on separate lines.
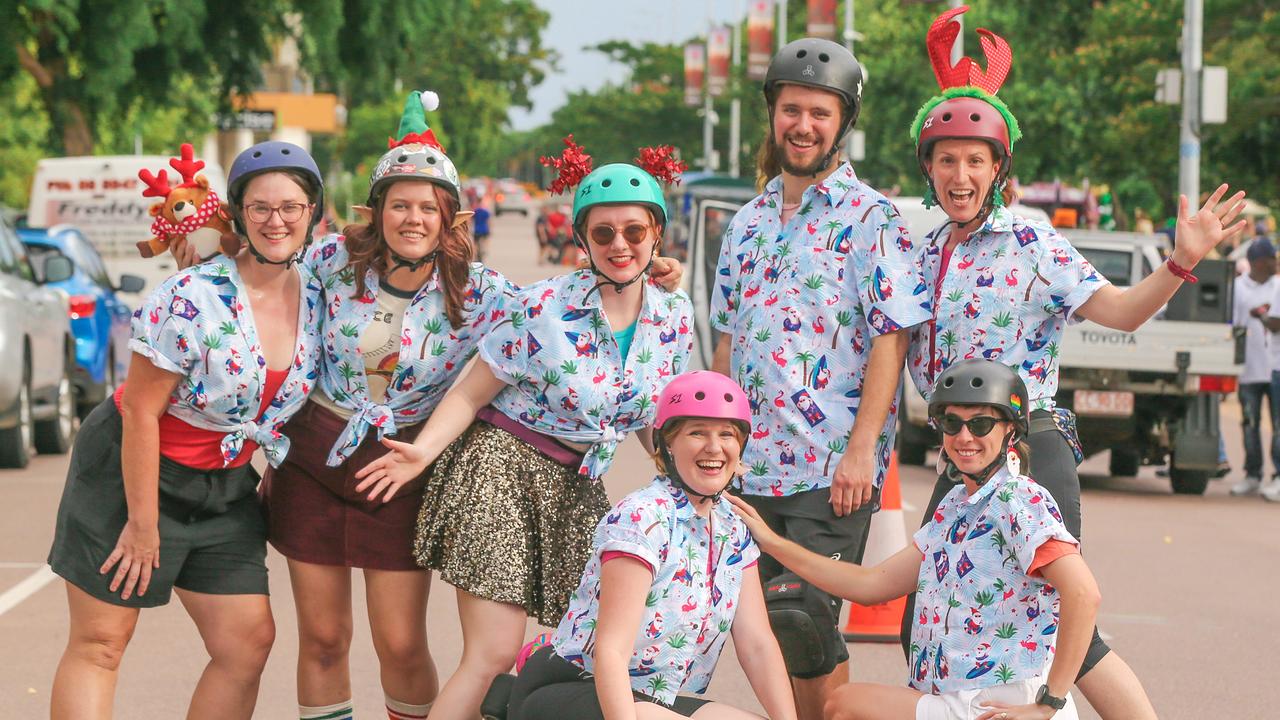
top-left (763, 38), bottom-right (864, 161)
top-left (928, 359), bottom-right (1029, 439)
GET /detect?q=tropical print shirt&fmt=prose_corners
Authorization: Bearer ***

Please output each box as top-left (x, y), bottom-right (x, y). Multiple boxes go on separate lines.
top-left (129, 254), bottom-right (320, 467)
top-left (551, 476), bottom-right (760, 706)
top-left (907, 208), bottom-right (1108, 412)
top-left (306, 236), bottom-right (511, 465)
top-left (480, 269), bottom-right (693, 478)
top-left (909, 467), bottom-right (1078, 695)
top-left (710, 163), bottom-right (931, 498)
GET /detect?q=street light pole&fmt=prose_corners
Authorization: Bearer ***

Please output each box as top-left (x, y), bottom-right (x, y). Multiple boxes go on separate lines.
top-left (1179, 0), bottom-right (1202, 204)
top-left (730, 0), bottom-right (743, 177)
top-left (777, 0), bottom-right (787, 50)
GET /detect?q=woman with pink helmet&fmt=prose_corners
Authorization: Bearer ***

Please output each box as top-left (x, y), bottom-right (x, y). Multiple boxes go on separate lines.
top-left (499, 371), bottom-right (796, 719)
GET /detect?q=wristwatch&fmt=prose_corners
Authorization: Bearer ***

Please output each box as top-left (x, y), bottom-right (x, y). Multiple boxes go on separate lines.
top-left (1035, 684), bottom-right (1068, 711)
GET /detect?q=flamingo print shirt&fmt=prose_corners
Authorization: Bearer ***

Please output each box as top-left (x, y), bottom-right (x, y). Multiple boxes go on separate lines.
top-left (907, 208), bottom-right (1107, 411)
top-left (306, 236), bottom-right (511, 465)
top-left (909, 467), bottom-right (1078, 695)
top-left (710, 163), bottom-right (931, 498)
top-left (480, 268), bottom-right (693, 479)
top-left (129, 254), bottom-right (320, 467)
top-left (551, 476), bottom-right (759, 706)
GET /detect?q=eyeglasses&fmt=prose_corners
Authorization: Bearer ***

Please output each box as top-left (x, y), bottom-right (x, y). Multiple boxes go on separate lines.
top-left (938, 414), bottom-right (1005, 437)
top-left (587, 222), bottom-right (653, 246)
top-left (243, 202), bottom-right (313, 224)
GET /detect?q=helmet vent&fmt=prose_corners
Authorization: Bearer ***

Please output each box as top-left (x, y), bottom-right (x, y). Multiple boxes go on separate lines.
top-left (252, 151), bottom-right (263, 158)
top-left (970, 113), bottom-right (981, 122)
top-left (427, 156), bottom-right (437, 164)
top-left (941, 112), bottom-right (952, 122)
top-left (796, 49), bottom-right (808, 58)
top-left (819, 53), bottom-right (830, 62)
top-left (282, 148), bottom-right (291, 155)
top-left (601, 179), bottom-right (612, 188)
top-left (694, 391), bottom-right (706, 400)
top-left (723, 393), bottom-right (734, 402)
top-left (970, 377), bottom-right (985, 388)
top-left (398, 154), bottom-right (408, 162)
top-left (942, 377), bottom-right (955, 388)
top-left (629, 178), bottom-right (640, 186)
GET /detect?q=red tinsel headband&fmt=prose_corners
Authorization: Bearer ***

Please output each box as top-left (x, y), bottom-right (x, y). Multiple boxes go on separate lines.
top-left (926, 4), bottom-right (1011, 95)
top-left (539, 135), bottom-right (594, 195)
top-left (634, 145), bottom-right (687, 187)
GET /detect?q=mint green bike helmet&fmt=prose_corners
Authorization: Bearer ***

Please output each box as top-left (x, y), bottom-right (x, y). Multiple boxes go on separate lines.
top-left (572, 163), bottom-right (668, 229)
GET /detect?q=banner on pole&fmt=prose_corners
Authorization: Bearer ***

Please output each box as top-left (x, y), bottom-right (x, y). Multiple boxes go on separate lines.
top-left (684, 43), bottom-right (706, 107)
top-left (707, 26), bottom-right (732, 97)
top-left (747, 0), bottom-right (774, 81)
top-left (806, 0), bottom-right (837, 40)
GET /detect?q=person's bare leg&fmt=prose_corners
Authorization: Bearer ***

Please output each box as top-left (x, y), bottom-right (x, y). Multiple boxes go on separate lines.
top-left (365, 568), bottom-right (438, 706)
top-left (50, 583), bottom-right (141, 720)
top-left (178, 590), bottom-right (275, 720)
top-left (1075, 651), bottom-right (1158, 720)
top-left (824, 682), bottom-right (921, 720)
top-left (791, 660), bottom-right (848, 720)
top-left (288, 560), bottom-right (355, 707)
top-left (424, 589), bottom-right (526, 720)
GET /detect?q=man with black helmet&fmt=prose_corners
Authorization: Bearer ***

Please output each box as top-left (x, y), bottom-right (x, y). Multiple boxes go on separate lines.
top-left (711, 37), bottom-right (929, 718)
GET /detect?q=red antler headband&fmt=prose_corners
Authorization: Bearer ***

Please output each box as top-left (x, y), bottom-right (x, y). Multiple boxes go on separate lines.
top-left (926, 4), bottom-right (1011, 95)
top-left (539, 135), bottom-right (594, 195)
top-left (138, 143), bottom-right (208, 198)
top-left (634, 145), bottom-right (687, 186)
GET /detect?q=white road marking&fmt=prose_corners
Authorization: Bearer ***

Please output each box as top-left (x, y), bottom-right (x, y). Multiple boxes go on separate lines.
top-left (0, 565), bottom-right (58, 616)
top-left (0, 562), bottom-right (46, 569)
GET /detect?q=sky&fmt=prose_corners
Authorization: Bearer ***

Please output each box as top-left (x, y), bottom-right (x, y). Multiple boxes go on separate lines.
top-left (508, 0), bottom-right (748, 130)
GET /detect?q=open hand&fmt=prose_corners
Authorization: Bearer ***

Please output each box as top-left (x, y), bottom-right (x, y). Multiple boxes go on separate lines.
top-left (100, 519), bottom-right (160, 600)
top-left (726, 494), bottom-right (783, 550)
top-left (353, 437), bottom-right (432, 503)
top-left (1171, 183), bottom-right (1248, 269)
top-left (976, 701), bottom-right (1057, 720)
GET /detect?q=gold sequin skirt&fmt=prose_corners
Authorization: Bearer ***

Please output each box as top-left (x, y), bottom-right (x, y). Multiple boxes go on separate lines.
top-left (413, 420), bottom-right (610, 626)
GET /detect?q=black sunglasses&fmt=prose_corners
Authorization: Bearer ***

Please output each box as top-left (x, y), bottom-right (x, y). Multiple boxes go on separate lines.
top-left (938, 414), bottom-right (1005, 437)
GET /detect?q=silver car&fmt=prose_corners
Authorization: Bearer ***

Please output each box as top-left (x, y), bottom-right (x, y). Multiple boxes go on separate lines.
top-left (0, 214), bottom-right (77, 468)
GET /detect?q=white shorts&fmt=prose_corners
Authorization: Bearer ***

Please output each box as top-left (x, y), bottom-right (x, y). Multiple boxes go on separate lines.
top-left (915, 677), bottom-right (1078, 720)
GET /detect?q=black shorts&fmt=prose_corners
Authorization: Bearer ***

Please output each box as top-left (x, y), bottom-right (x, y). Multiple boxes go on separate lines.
top-left (48, 399), bottom-right (269, 608)
top-left (507, 647), bottom-right (712, 719)
top-left (741, 486), bottom-right (880, 668)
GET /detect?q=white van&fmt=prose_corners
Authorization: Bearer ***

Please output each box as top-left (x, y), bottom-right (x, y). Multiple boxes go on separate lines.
top-left (26, 155), bottom-right (227, 258)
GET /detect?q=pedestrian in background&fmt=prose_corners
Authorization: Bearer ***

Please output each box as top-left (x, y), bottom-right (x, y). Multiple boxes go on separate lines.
top-left (1230, 238), bottom-right (1279, 497)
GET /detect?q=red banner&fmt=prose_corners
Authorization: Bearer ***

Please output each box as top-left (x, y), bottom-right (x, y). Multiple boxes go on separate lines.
top-left (746, 0), bottom-right (774, 81)
top-left (707, 26), bottom-right (732, 97)
top-left (684, 43), bottom-right (705, 107)
top-left (806, 0), bottom-right (837, 40)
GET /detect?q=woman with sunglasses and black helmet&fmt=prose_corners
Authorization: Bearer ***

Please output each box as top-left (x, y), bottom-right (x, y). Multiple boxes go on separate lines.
top-left (732, 360), bottom-right (1099, 720)
top-left (902, 8), bottom-right (1248, 718)
top-left (47, 140), bottom-right (323, 718)
top-left (354, 138), bottom-right (694, 720)
top-left (500, 370), bottom-right (795, 719)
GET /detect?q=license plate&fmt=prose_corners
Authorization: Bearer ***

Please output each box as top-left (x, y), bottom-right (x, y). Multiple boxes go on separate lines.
top-left (1074, 390), bottom-right (1134, 417)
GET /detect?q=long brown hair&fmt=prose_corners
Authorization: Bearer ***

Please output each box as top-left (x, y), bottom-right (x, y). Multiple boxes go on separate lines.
top-left (340, 182), bottom-right (475, 329)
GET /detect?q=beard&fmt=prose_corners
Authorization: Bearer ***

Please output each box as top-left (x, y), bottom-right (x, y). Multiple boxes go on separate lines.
top-left (774, 133), bottom-right (838, 177)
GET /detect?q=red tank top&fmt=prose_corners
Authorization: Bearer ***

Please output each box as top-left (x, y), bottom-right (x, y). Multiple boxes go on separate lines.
top-left (114, 368), bottom-right (290, 469)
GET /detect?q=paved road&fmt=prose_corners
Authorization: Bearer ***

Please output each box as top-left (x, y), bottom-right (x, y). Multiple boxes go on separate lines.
top-left (2, 213), bottom-right (1275, 718)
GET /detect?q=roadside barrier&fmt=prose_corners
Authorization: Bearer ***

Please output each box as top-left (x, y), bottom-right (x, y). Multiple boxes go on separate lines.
top-left (843, 451), bottom-right (908, 642)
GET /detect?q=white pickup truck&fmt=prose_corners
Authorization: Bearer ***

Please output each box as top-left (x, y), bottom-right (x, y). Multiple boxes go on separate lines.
top-left (898, 219), bottom-right (1241, 495)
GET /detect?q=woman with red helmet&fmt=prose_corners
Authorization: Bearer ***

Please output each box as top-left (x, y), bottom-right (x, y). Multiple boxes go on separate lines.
top-left (903, 6), bottom-right (1248, 719)
top-left (502, 371), bottom-right (796, 719)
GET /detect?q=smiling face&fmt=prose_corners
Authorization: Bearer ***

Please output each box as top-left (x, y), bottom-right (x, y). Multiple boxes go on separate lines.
top-left (241, 172), bottom-right (313, 262)
top-left (582, 204), bottom-right (660, 285)
top-left (927, 139), bottom-right (1001, 228)
top-left (665, 418), bottom-right (745, 499)
top-left (772, 84), bottom-right (844, 177)
top-left (940, 405), bottom-right (1011, 477)
top-left (380, 180), bottom-right (444, 260)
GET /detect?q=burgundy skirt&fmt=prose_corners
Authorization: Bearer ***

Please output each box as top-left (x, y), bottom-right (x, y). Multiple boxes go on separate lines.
top-left (261, 400), bottom-right (426, 571)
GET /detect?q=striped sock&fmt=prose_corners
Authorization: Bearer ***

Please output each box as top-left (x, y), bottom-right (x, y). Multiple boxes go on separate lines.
top-left (385, 695), bottom-right (432, 720)
top-left (300, 700), bottom-right (354, 720)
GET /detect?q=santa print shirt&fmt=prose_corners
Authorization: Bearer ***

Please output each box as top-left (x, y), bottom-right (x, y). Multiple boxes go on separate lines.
top-left (479, 269), bottom-right (693, 479)
top-left (305, 236), bottom-right (511, 465)
top-left (551, 477), bottom-right (760, 706)
top-left (1236, 273), bottom-right (1280, 384)
top-left (907, 208), bottom-right (1108, 412)
top-left (128, 254), bottom-right (320, 467)
top-left (909, 467), bottom-right (1078, 695)
top-left (709, 163), bottom-right (931, 498)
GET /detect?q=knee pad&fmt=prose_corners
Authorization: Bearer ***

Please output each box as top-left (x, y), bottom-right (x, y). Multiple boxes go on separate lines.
top-left (481, 673), bottom-right (516, 720)
top-left (764, 572), bottom-right (844, 679)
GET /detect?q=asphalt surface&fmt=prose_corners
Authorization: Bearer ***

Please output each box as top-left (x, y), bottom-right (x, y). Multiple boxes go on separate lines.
top-left (2, 212), bottom-right (1275, 718)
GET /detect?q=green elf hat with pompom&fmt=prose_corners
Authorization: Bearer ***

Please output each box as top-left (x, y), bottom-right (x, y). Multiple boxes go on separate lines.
top-left (365, 89), bottom-right (462, 207)
top-left (911, 4), bottom-right (1021, 208)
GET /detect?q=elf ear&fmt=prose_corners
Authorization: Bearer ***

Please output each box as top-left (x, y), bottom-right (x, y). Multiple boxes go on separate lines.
top-left (352, 205), bottom-right (374, 223)
top-left (451, 210), bottom-right (474, 229)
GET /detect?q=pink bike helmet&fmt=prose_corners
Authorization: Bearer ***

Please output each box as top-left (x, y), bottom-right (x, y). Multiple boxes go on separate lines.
top-left (653, 371), bottom-right (752, 502)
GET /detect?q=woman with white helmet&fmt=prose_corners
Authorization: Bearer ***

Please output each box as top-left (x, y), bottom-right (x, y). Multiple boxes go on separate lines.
top-left (47, 139), bottom-right (324, 718)
top-left (355, 136), bottom-right (695, 720)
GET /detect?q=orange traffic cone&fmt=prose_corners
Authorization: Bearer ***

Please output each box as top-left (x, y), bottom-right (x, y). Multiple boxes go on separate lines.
top-left (843, 451), bottom-right (908, 643)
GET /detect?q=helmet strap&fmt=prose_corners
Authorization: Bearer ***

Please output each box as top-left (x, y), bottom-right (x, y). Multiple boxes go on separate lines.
top-left (656, 437), bottom-right (734, 504)
top-left (581, 239), bottom-right (655, 301)
top-left (943, 429), bottom-right (1017, 487)
top-left (245, 236), bottom-right (305, 268)
top-left (388, 248), bottom-right (438, 272)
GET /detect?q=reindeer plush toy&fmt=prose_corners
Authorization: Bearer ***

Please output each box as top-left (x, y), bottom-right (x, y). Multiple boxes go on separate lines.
top-left (137, 144), bottom-right (236, 259)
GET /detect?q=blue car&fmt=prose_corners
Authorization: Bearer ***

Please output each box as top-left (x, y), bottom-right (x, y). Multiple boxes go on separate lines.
top-left (19, 225), bottom-right (145, 417)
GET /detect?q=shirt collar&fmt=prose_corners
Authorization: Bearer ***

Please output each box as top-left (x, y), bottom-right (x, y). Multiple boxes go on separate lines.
top-left (763, 162), bottom-right (860, 207)
top-left (563, 267), bottom-right (675, 324)
top-left (193, 253), bottom-right (240, 283)
top-left (964, 465), bottom-right (1015, 505)
top-left (973, 206), bottom-right (1016, 237)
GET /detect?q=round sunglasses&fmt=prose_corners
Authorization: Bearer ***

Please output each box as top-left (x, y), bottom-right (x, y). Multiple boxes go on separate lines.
top-left (938, 414), bottom-right (1006, 437)
top-left (586, 222), bottom-right (654, 246)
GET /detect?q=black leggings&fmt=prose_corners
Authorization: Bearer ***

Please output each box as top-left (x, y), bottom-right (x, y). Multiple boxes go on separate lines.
top-left (508, 647), bottom-right (713, 719)
top-left (899, 419), bottom-right (1112, 680)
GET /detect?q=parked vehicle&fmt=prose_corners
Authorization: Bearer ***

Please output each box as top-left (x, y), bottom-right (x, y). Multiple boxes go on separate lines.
top-left (0, 214), bottom-right (78, 468)
top-left (494, 179), bottom-right (536, 216)
top-left (19, 225), bottom-right (145, 417)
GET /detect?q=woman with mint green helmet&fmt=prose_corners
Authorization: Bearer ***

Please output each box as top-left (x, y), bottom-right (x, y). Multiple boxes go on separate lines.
top-left (354, 137), bottom-right (696, 720)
